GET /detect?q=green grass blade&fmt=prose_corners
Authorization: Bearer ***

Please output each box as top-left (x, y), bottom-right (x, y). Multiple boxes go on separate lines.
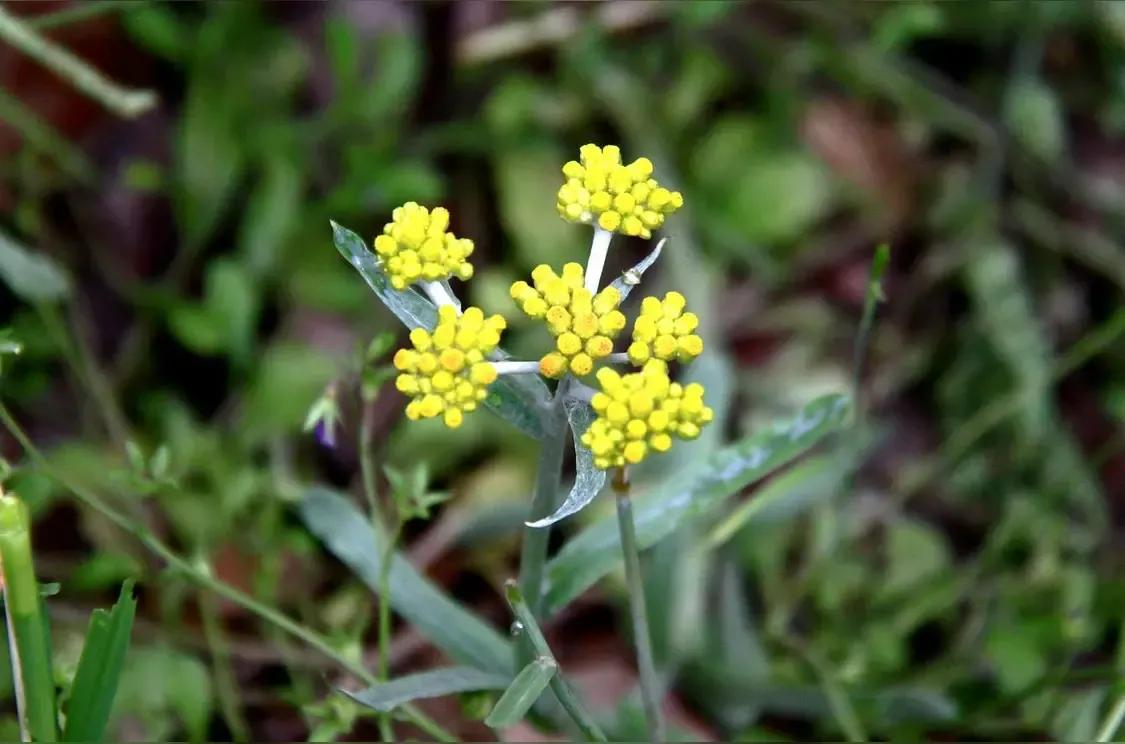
top-left (331, 221), bottom-right (551, 439)
top-left (62, 581), bottom-right (136, 742)
top-left (542, 393), bottom-right (852, 616)
top-left (484, 657), bottom-right (556, 729)
top-left (343, 666), bottom-right (512, 713)
top-left (0, 494), bottom-right (58, 742)
top-left (299, 487), bottom-right (513, 673)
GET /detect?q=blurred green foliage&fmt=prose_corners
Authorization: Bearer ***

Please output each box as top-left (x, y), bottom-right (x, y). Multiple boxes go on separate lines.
top-left (0, 0), bottom-right (1123, 741)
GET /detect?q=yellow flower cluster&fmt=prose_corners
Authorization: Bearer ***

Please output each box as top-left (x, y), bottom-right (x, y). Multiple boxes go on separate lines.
top-left (374, 202), bottom-right (474, 290)
top-left (393, 306), bottom-right (504, 428)
top-left (627, 291), bottom-right (704, 365)
top-left (582, 360), bottom-right (714, 470)
top-left (510, 263), bottom-right (626, 378)
top-left (556, 144), bottom-right (684, 239)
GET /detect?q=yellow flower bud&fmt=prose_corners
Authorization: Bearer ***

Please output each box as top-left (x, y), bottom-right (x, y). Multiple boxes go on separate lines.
top-left (394, 305), bottom-right (504, 429)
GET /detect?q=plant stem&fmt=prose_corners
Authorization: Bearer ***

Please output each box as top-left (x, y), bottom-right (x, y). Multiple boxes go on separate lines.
top-left (376, 522), bottom-right (402, 744)
top-left (1097, 693), bottom-right (1125, 743)
top-left (0, 402), bottom-right (456, 743)
top-left (198, 588), bottom-right (251, 742)
top-left (584, 228), bottom-right (613, 293)
top-left (613, 468), bottom-right (665, 744)
top-left (504, 581), bottom-right (607, 742)
top-left (0, 492), bottom-right (58, 742)
top-left (517, 382), bottom-right (569, 620)
top-left (0, 6), bottom-right (157, 118)
top-left (358, 405), bottom-right (396, 742)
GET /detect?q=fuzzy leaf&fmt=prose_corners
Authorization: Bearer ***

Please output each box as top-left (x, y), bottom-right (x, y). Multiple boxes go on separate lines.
top-left (525, 399), bottom-right (605, 528)
top-left (541, 394), bottom-right (852, 616)
top-left (331, 221), bottom-right (551, 439)
top-left (343, 667), bottom-right (511, 713)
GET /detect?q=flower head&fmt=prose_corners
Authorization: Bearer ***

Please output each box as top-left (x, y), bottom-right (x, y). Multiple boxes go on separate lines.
top-left (373, 202), bottom-right (474, 291)
top-left (510, 263), bottom-right (626, 378)
top-left (627, 291), bottom-right (704, 366)
top-left (582, 360), bottom-right (714, 470)
top-left (393, 306), bottom-right (504, 428)
top-left (556, 144), bottom-right (684, 239)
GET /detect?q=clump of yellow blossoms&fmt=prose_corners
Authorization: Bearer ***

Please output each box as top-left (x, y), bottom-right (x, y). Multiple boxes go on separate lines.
top-left (582, 360), bottom-right (714, 470)
top-left (556, 144), bottom-right (684, 239)
top-left (627, 291), bottom-right (704, 365)
top-left (374, 202), bottom-right (474, 290)
top-left (393, 305), bottom-right (504, 428)
top-left (510, 262), bottom-right (627, 378)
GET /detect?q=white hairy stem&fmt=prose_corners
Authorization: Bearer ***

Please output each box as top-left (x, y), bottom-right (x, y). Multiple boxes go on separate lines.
top-left (492, 361), bottom-right (542, 376)
top-left (421, 280), bottom-right (459, 312)
top-left (605, 352), bottom-right (629, 363)
top-left (584, 227), bottom-right (613, 294)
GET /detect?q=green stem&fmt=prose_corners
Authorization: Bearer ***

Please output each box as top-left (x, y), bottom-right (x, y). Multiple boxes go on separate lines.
top-left (376, 523), bottom-right (402, 743)
top-left (0, 6), bottom-right (156, 118)
top-left (26, 0), bottom-right (134, 30)
top-left (359, 401), bottom-right (396, 743)
top-left (0, 493), bottom-right (58, 742)
top-left (613, 468), bottom-right (665, 744)
top-left (517, 381), bottom-right (569, 619)
top-left (198, 588), bottom-right (251, 742)
top-left (0, 402), bottom-right (456, 743)
top-left (1097, 693), bottom-right (1125, 743)
top-left (504, 581), bottom-right (607, 742)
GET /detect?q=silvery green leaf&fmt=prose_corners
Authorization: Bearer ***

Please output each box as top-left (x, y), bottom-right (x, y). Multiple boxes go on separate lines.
top-left (343, 667), bottom-right (512, 713)
top-left (610, 237), bottom-right (665, 302)
top-left (525, 399), bottom-right (606, 528)
top-left (331, 221), bottom-right (551, 438)
top-left (331, 221), bottom-right (436, 330)
top-left (541, 394), bottom-right (852, 616)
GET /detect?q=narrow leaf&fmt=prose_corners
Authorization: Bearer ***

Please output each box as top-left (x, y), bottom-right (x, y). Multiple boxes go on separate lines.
top-left (298, 488), bottom-right (512, 673)
top-left (0, 230), bottom-right (71, 304)
top-left (331, 221), bottom-right (551, 438)
top-left (526, 399), bottom-right (606, 528)
top-left (343, 667), bottom-right (511, 713)
top-left (63, 581), bottom-right (136, 742)
top-left (542, 394), bottom-right (852, 616)
top-left (485, 657), bottom-right (557, 728)
top-left (705, 453), bottom-right (851, 548)
top-left (609, 238), bottom-right (665, 302)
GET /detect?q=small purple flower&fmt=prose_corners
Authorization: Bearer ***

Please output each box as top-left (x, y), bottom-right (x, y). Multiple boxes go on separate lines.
top-left (314, 419), bottom-right (336, 449)
top-left (303, 383), bottom-right (341, 449)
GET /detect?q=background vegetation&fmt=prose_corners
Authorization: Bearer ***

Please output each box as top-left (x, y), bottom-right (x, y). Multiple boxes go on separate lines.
top-left (1, 1), bottom-right (1124, 740)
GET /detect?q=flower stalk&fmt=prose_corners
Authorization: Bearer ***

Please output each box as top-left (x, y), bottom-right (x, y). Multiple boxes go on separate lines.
top-left (613, 467), bottom-right (665, 743)
top-left (0, 491), bottom-right (58, 743)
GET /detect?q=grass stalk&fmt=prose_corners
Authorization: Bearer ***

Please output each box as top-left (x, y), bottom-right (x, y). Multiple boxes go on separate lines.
top-left (0, 492), bottom-right (58, 742)
top-left (504, 581), bottom-right (607, 742)
top-left (612, 468), bottom-right (665, 744)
